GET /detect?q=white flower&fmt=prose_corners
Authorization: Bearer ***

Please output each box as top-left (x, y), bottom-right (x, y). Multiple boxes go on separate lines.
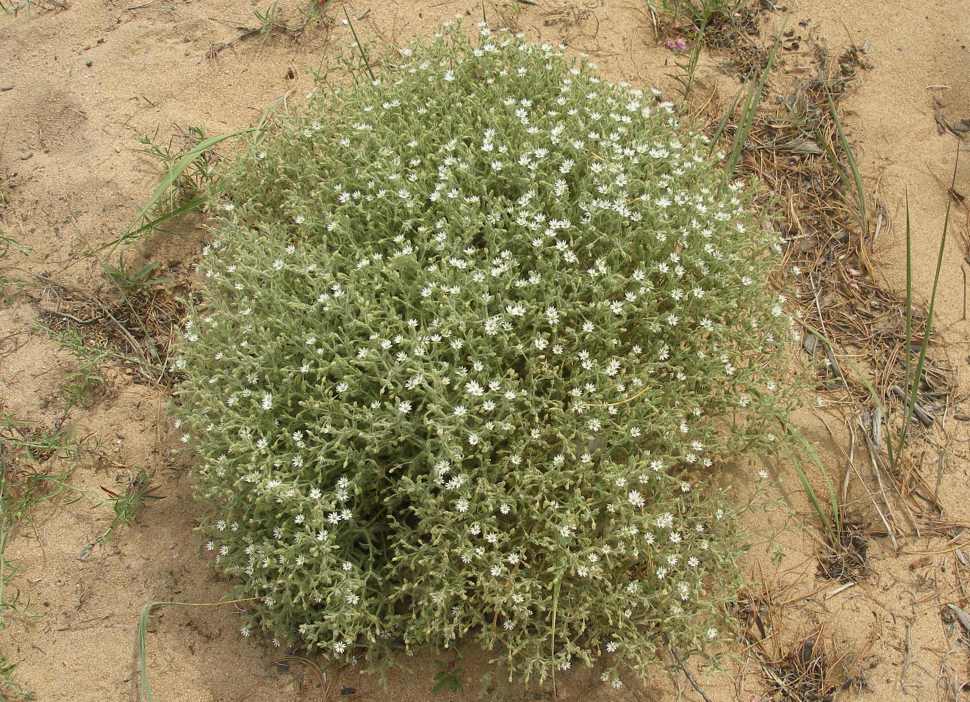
top-left (398, 400), bottom-right (412, 414)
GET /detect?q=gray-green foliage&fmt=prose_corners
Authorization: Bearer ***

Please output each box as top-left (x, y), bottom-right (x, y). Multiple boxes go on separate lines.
top-left (174, 23), bottom-right (791, 685)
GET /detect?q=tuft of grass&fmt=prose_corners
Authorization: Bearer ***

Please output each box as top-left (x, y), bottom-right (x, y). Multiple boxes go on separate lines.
top-left (105, 128), bottom-right (253, 250)
top-left (102, 257), bottom-right (165, 300)
top-left (101, 470), bottom-right (159, 536)
top-left (738, 589), bottom-right (869, 701)
top-left (99, 256), bottom-right (173, 377)
top-left (654, 0), bottom-right (741, 32)
top-left (779, 420), bottom-right (841, 540)
top-left (670, 18), bottom-right (707, 102)
top-left (0, 654), bottom-right (34, 701)
top-left (49, 327), bottom-right (109, 410)
top-left (777, 418), bottom-right (871, 581)
top-left (816, 512), bottom-right (868, 582)
top-left (253, 0), bottom-right (283, 35)
top-left (431, 660), bottom-right (464, 695)
top-left (62, 365), bottom-right (107, 411)
top-left (0, 413), bottom-right (77, 637)
top-left (764, 630), bottom-right (867, 700)
top-left (79, 469), bottom-right (161, 560)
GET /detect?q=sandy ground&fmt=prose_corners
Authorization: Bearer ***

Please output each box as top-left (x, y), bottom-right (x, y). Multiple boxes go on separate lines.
top-left (0, 1), bottom-right (968, 700)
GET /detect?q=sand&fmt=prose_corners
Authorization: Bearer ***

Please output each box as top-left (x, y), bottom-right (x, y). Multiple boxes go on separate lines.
top-left (0, 1), bottom-right (967, 700)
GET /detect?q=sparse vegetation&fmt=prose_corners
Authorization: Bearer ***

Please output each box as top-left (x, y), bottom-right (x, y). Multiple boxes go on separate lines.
top-left (79, 469), bottom-right (161, 560)
top-left (654, 0), bottom-right (742, 30)
top-left (51, 327), bottom-right (110, 410)
top-left (2, 1), bottom-right (966, 699)
top-left (0, 412), bottom-right (77, 702)
top-left (738, 587), bottom-right (870, 700)
top-left (0, 654), bottom-right (34, 701)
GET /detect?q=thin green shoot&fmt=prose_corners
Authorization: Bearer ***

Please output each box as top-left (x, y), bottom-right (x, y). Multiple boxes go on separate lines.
top-left (104, 129), bottom-right (254, 251)
top-left (889, 150), bottom-right (959, 472)
top-left (0, 653), bottom-right (33, 701)
top-left (826, 91), bottom-right (868, 235)
top-left (724, 30), bottom-right (781, 179)
top-left (80, 470), bottom-right (161, 560)
top-left (137, 597), bottom-right (260, 702)
top-left (775, 415), bottom-right (841, 544)
top-left (253, 1), bottom-right (281, 35)
top-left (102, 258), bottom-right (164, 300)
top-left (709, 91), bottom-right (742, 153)
top-left (343, 6), bottom-right (375, 83)
top-left (675, 18), bottom-right (707, 102)
top-left (887, 190), bottom-right (912, 468)
top-left (0, 233), bottom-right (30, 257)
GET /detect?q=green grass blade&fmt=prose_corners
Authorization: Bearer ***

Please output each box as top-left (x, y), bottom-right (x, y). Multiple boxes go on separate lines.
top-left (343, 6), bottom-right (375, 83)
top-left (137, 601), bottom-right (156, 702)
top-left (780, 418), bottom-right (841, 538)
top-left (136, 596), bottom-right (260, 701)
top-left (107, 129), bottom-right (254, 251)
top-left (890, 151), bottom-right (958, 469)
top-left (132, 130), bottom-right (252, 225)
top-left (710, 92), bottom-right (742, 153)
top-left (888, 189), bottom-right (912, 468)
top-left (682, 19), bottom-right (707, 101)
top-left (724, 31), bottom-right (781, 179)
top-left (101, 194), bottom-right (209, 251)
top-left (827, 91), bottom-right (868, 235)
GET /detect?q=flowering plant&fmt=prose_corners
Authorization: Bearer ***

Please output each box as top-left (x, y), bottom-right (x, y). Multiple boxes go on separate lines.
top-left (174, 23), bottom-right (791, 686)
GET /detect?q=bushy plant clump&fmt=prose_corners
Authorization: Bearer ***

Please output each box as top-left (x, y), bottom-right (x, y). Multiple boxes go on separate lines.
top-left (174, 24), bottom-right (790, 685)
